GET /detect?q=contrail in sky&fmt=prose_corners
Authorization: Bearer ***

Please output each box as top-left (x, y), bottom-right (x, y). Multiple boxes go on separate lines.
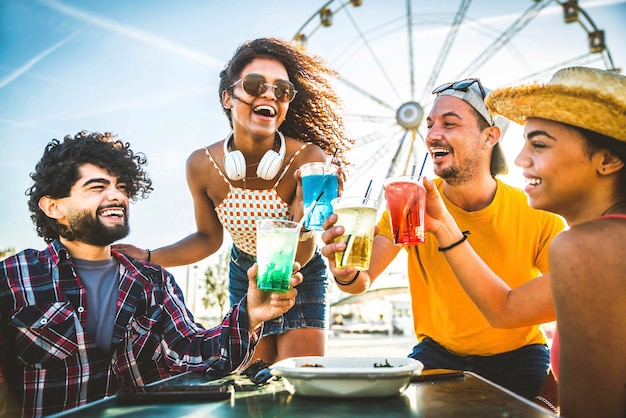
top-left (39, 0), bottom-right (223, 69)
top-left (0, 0), bottom-right (224, 90)
top-left (0, 31), bottom-right (81, 89)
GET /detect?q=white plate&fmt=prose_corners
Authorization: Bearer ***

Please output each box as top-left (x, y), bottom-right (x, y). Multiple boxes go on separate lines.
top-left (269, 356), bottom-right (423, 398)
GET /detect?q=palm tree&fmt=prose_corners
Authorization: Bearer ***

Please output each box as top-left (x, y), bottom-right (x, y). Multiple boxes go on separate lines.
top-left (200, 248), bottom-right (230, 318)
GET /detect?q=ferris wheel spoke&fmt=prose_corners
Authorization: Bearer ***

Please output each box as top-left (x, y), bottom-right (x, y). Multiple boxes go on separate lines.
top-left (350, 143), bottom-right (396, 175)
top-left (350, 123), bottom-right (403, 148)
top-left (347, 128), bottom-right (408, 196)
top-left (508, 53), bottom-right (601, 84)
top-left (420, 0), bottom-right (472, 103)
top-left (406, 0), bottom-right (416, 100)
top-left (346, 113), bottom-right (396, 124)
top-left (342, 6), bottom-right (404, 102)
top-left (339, 77), bottom-right (397, 111)
top-left (454, 0), bottom-right (553, 78)
top-left (384, 129), bottom-right (410, 177)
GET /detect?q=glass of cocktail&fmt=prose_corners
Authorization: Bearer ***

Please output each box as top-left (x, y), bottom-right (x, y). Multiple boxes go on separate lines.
top-left (331, 197), bottom-right (378, 270)
top-left (383, 176), bottom-right (426, 245)
top-left (300, 162), bottom-right (339, 231)
top-left (256, 219), bottom-right (300, 291)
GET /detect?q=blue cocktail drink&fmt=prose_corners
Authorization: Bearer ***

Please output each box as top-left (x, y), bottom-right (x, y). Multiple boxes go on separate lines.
top-left (301, 162), bottom-right (339, 231)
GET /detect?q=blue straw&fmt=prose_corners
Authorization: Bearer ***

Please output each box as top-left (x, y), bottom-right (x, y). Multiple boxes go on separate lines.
top-left (417, 153), bottom-right (428, 178)
top-left (363, 180), bottom-right (373, 203)
top-left (298, 191), bottom-right (324, 229)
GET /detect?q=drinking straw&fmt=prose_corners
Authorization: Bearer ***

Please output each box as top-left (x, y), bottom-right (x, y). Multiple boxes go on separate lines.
top-left (362, 179), bottom-right (373, 203)
top-left (297, 191), bottom-right (324, 229)
top-left (417, 153), bottom-right (428, 178)
top-left (326, 148), bottom-right (339, 171)
top-left (340, 234), bottom-right (353, 267)
top-left (410, 164), bottom-right (417, 178)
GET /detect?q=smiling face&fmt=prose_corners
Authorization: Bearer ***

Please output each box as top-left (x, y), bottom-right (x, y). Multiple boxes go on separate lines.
top-left (514, 118), bottom-right (599, 219)
top-left (53, 163), bottom-right (130, 246)
top-left (222, 57), bottom-right (290, 139)
top-left (426, 95), bottom-right (491, 185)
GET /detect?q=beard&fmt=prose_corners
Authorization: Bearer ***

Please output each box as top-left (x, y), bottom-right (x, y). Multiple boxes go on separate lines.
top-left (63, 206), bottom-right (130, 246)
top-left (434, 154), bottom-right (479, 186)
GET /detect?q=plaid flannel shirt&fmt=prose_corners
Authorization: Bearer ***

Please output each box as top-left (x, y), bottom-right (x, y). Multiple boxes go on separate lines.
top-left (0, 240), bottom-right (261, 417)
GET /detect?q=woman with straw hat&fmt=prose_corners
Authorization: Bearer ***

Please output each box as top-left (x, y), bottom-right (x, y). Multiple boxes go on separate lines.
top-left (420, 66), bottom-right (626, 417)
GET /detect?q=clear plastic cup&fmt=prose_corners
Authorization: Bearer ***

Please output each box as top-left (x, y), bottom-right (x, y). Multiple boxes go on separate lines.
top-left (383, 176), bottom-right (426, 245)
top-left (300, 162), bottom-right (339, 231)
top-left (331, 197), bottom-right (378, 270)
top-left (256, 219), bottom-right (300, 291)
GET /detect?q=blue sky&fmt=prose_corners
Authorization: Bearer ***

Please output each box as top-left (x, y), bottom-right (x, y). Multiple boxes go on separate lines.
top-left (1, 0), bottom-right (625, 270)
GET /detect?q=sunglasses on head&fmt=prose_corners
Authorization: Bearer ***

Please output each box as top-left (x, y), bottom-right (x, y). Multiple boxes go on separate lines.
top-left (432, 78), bottom-right (486, 99)
top-left (229, 73), bottom-right (297, 103)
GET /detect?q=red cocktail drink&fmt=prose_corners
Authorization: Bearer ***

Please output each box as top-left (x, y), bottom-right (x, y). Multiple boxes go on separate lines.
top-left (383, 176), bottom-right (425, 245)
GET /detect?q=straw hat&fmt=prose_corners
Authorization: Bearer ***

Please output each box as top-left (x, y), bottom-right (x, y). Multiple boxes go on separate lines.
top-left (485, 66), bottom-right (626, 142)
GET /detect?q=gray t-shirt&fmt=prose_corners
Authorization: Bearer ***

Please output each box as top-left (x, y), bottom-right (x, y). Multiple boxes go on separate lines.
top-left (72, 257), bottom-right (119, 354)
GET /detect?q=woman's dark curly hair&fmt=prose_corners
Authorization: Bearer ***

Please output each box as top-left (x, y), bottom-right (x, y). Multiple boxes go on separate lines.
top-left (219, 37), bottom-right (353, 165)
top-left (26, 131), bottom-right (153, 243)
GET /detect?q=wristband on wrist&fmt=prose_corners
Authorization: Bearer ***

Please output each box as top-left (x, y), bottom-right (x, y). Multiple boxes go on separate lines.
top-left (145, 248), bottom-right (151, 262)
top-left (333, 271), bottom-right (360, 286)
top-left (438, 231), bottom-right (470, 252)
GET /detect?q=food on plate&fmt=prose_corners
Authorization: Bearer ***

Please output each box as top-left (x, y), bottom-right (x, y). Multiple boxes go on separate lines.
top-left (374, 359), bottom-right (393, 368)
top-left (301, 363), bottom-right (325, 368)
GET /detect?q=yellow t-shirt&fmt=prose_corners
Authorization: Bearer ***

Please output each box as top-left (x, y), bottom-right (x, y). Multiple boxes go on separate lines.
top-left (377, 178), bottom-right (566, 356)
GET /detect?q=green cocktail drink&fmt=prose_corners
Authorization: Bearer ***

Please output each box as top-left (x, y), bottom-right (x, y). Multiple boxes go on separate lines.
top-left (256, 219), bottom-right (300, 292)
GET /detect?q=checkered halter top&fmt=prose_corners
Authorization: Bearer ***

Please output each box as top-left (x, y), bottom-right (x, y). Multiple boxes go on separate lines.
top-left (206, 143), bottom-right (309, 256)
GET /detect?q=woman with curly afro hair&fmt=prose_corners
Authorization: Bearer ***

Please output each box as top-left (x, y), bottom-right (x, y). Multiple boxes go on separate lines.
top-left (115, 37), bottom-right (353, 365)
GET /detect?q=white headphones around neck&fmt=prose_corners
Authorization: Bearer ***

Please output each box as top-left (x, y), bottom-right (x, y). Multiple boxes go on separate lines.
top-left (223, 131), bottom-right (286, 181)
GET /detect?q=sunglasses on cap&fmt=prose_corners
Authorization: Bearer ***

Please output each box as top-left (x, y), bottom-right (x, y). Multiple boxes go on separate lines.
top-left (432, 78), bottom-right (486, 99)
top-left (229, 73), bottom-right (297, 103)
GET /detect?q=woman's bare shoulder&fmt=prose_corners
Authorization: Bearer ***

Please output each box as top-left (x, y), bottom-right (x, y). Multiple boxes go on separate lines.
top-left (285, 136), bottom-right (326, 163)
top-left (549, 219), bottom-right (626, 280)
top-left (186, 144), bottom-right (225, 191)
top-left (187, 142), bottom-right (221, 168)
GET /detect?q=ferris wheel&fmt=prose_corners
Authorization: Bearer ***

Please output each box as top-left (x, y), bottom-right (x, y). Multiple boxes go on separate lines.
top-left (293, 0), bottom-right (619, 198)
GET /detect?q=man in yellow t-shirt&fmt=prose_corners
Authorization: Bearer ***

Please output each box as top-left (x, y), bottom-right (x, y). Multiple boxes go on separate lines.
top-left (321, 79), bottom-right (566, 400)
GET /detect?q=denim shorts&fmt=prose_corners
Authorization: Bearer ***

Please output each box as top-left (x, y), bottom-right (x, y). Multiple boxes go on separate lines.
top-left (229, 245), bottom-right (328, 336)
top-left (408, 337), bottom-right (550, 400)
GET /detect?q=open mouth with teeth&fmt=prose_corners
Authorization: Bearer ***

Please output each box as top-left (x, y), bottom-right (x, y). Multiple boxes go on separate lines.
top-left (253, 105), bottom-right (276, 117)
top-left (99, 207), bottom-right (125, 219)
top-left (525, 177), bottom-right (542, 186)
top-left (430, 148), bottom-right (451, 160)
